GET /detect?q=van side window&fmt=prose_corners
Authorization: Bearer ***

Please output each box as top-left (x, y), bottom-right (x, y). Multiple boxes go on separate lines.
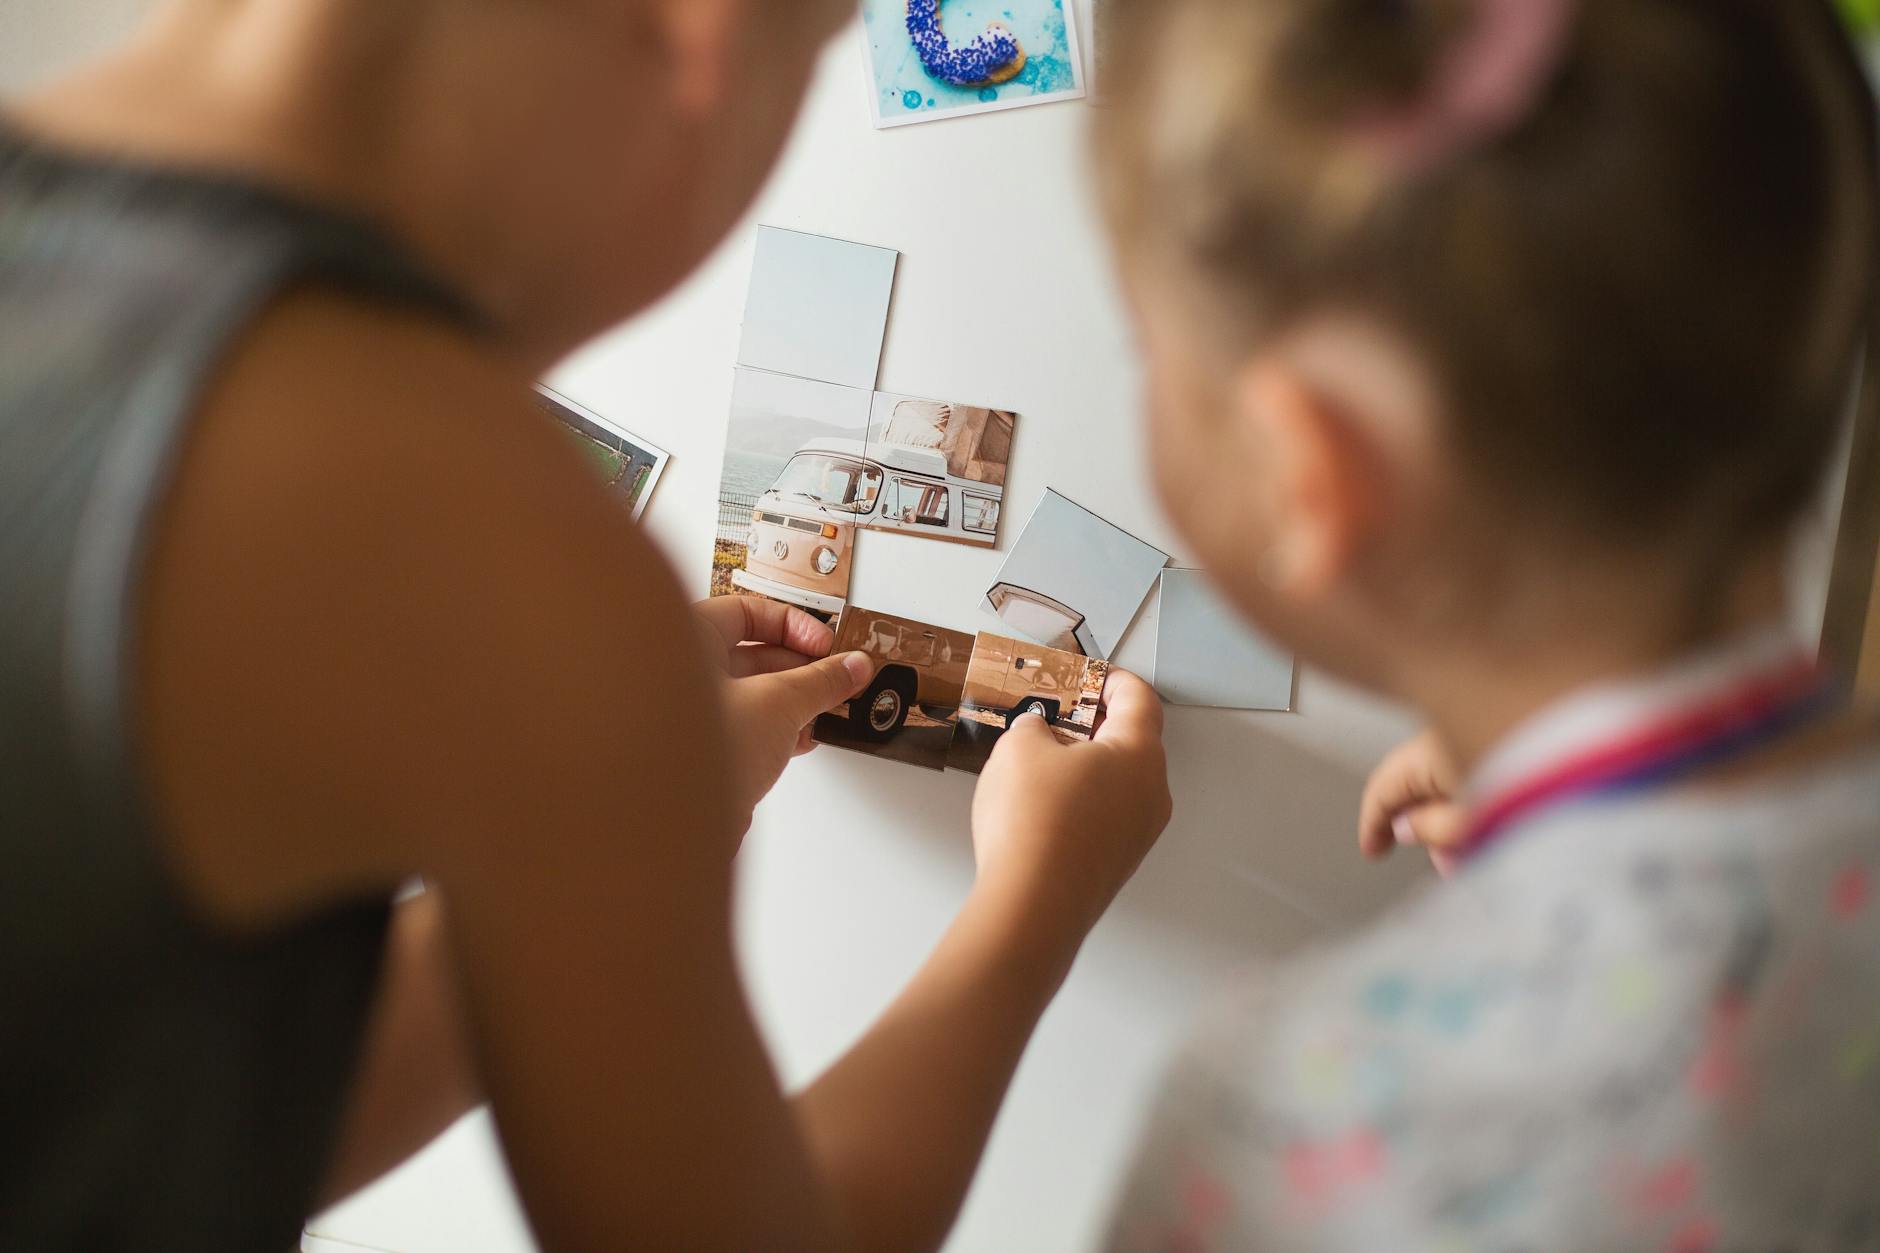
top-left (855, 467), bottom-right (883, 510)
top-left (963, 492), bottom-right (1000, 535)
top-left (884, 478), bottom-right (950, 527)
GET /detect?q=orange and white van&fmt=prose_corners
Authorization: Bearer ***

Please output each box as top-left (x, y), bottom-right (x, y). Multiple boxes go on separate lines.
top-left (730, 441), bottom-right (876, 616)
top-left (960, 632), bottom-right (1093, 729)
top-left (733, 437), bottom-right (1006, 615)
top-left (837, 610), bottom-right (970, 741)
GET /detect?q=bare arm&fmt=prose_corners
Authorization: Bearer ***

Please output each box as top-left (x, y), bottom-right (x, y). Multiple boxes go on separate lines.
top-left (796, 677), bottom-right (1171, 1251)
top-left (316, 890), bottom-right (480, 1210)
top-left (793, 874), bottom-right (1092, 1250)
top-left (141, 293), bottom-right (1169, 1251)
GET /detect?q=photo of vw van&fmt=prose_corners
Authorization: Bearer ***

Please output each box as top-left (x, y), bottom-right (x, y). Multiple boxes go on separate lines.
top-left (812, 608), bottom-right (974, 771)
top-left (862, 395), bottom-right (1015, 548)
top-left (730, 439), bottom-right (877, 617)
top-left (712, 369), bottom-right (875, 613)
top-left (712, 375), bottom-right (1018, 619)
top-left (732, 415), bottom-right (1013, 616)
top-left (948, 631), bottom-right (1108, 774)
top-left (959, 632), bottom-right (1098, 728)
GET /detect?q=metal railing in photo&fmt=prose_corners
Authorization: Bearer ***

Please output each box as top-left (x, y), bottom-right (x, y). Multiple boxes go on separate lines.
top-left (717, 492), bottom-right (759, 544)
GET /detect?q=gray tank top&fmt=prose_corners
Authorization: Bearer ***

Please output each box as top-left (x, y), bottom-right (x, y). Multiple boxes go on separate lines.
top-left (0, 126), bottom-right (486, 1249)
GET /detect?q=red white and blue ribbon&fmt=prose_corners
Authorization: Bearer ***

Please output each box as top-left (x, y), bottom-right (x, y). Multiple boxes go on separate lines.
top-left (1461, 652), bottom-right (1836, 862)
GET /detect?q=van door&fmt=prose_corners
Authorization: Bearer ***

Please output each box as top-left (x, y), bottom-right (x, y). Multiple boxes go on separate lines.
top-left (897, 626), bottom-right (939, 668)
top-left (1003, 652), bottom-right (1039, 707)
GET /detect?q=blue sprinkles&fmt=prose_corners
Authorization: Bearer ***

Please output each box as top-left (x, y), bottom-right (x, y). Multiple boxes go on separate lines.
top-left (906, 0), bottom-right (1024, 88)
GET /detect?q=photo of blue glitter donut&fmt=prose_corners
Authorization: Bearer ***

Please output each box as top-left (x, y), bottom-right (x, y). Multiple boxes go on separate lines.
top-left (906, 0), bottom-right (1027, 88)
top-left (860, 0), bottom-right (1086, 128)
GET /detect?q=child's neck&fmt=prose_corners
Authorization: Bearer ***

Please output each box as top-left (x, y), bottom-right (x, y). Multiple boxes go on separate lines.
top-left (1411, 559), bottom-right (1796, 778)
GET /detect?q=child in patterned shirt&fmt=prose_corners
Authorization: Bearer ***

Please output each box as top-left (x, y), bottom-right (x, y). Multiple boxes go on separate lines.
top-left (1090, 0), bottom-right (1880, 1248)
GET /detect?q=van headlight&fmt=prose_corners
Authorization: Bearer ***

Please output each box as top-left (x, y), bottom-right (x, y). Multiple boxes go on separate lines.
top-left (746, 528), bottom-right (759, 550)
top-left (813, 546), bottom-right (840, 576)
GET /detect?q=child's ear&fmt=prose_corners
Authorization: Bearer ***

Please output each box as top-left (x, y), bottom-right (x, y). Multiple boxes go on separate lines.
top-left (1233, 345), bottom-right (1388, 602)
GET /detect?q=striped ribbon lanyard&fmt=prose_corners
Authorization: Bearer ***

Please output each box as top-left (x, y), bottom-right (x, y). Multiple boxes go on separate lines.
top-left (1461, 654), bottom-right (1839, 862)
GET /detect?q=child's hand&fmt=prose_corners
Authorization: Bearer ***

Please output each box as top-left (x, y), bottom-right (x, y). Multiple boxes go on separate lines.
top-left (1359, 729), bottom-right (1467, 872)
top-left (693, 597), bottom-right (874, 831)
top-left (969, 670), bottom-right (1173, 941)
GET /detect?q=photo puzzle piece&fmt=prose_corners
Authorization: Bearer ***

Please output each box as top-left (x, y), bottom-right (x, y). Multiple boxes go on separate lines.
top-left (859, 391), bottom-right (1018, 549)
top-left (860, 0), bottom-right (1087, 129)
top-left (535, 386), bottom-right (670, 521)
top-left (737, 226), bottom-right (899, 391)
top-left (1153, 569), bottom-right (1297, 711)
top-left (947, 632), bottom-right (1108, 774)
top-left (985, 489), bottom-right (1170, 659)
top-left (713, 368), bottom-right (875, 618)
top-left (813, 607), bottom-right (975, 771)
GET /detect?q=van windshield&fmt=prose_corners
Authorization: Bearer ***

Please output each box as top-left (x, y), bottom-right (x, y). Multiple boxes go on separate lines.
top-left (771, 454), bottom-right (882, 514)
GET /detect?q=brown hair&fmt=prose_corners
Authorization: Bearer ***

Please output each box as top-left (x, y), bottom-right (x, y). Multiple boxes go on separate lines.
top-left (1096, 0), bottom-right (1880, 555)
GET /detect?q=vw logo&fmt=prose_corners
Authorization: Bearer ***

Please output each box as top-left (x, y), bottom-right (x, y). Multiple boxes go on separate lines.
top-left (772, 540), bottom-right (790, 560)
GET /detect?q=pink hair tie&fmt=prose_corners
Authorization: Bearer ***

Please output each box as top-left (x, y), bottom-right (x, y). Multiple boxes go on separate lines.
top-left (1358, 0), bottom-right (1578, 174)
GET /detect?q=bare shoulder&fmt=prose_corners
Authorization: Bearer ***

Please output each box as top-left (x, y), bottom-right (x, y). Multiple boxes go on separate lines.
top-left (141, 288), bottom-right (728, 925)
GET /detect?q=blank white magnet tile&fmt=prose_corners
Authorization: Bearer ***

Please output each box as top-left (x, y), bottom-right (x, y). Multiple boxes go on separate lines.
top-left (1153, 568), bottom-right (1296, 711)
top-left (738, 226), bottom-right (899, 391)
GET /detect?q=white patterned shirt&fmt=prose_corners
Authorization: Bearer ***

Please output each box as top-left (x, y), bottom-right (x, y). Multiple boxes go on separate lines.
top-left (1109, 642), bottom-right (1880, 1253)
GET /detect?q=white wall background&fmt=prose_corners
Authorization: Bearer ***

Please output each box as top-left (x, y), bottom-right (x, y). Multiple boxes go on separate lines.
top-left (0, 6), bottom-right (1858, 1253)
top-left (0, 0), bottom-right (150, 88)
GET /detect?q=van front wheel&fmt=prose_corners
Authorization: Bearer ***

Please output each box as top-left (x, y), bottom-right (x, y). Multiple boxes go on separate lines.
top-left (851, 672), bottom-right (915, 741)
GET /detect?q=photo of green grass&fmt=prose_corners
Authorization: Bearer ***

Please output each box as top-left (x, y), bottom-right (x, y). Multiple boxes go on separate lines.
top-left (562, 424), bottom-right (654, 511)
top-left (534, 386), bottom-right (670, 521)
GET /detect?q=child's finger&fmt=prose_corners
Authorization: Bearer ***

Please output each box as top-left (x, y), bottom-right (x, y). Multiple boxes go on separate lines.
top-left (726, 643), bottom-right (816, 679)
top-left (1389, 803), bottom-right (1470, 878)
top-left (1004, 707), bottom-right (1060, 745)
top-left (695, 595), bottom-right (836, 656)
top-left (1399, 801), bottom-right (1470, 852)
top-left (745, 651), bottom-right (874, 731)
top-left (1358, 733), bottom-right (1457, 859)
top-left (1095, 668), bottom-right (1165, 748)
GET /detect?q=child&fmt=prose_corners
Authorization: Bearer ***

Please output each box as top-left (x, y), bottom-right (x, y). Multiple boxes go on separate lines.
top-left (1092, 0), bottom-right (1880, 1247)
